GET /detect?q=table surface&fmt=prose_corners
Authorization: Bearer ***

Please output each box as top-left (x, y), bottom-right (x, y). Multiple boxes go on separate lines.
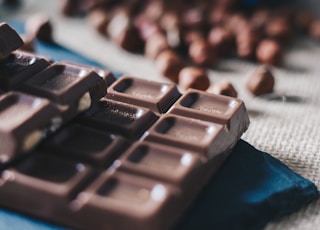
top-left (2, 1), bottom-right (320, 229)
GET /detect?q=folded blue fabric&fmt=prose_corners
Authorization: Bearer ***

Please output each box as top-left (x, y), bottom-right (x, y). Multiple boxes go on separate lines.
top-left (0, 21), bottom-right (318, 229)
top-left (176, 140), bottom-right (319, 230)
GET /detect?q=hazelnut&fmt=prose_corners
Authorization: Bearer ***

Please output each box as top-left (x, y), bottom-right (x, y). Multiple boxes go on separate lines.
top-left (178, 67), bottom-right (210, 91)
top-left (256, 39), bottom-right (283, 66)
top-left (310, 20), bottom-right (320, 41)
top-left (189, 39), bottom-right (218, 67)
top-left (246, 65), bottom-right (275, 96)
top-left (155, 50), bottom-right (185, 82)
top-left (144, 32), bottom-right (169, 59)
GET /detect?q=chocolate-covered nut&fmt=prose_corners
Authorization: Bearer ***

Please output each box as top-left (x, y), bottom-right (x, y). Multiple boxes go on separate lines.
top-left (155, 50), bottom-right (185, 83)
top-left (25, 14), bottom-right (54, 43)
top-left (208, 26), bottom-right (235, 57)
top-left (144, 32), bottom-right (169, 59)
top-left (246, 65), bottom-right (275, 96)
top-left (309, 20), bottom-right (320, 41)
top-left (189, 39), bottom-right (218, 67)
top-left (256, 39), bottom-right (283, 66)
top-left (207, 81), bottom-right (237, 98)
top-left (178, 67), bottom-right (210, 91)
top-left (87, 8), bottom-right (111, 35)
top-left (0, 23), bottom-right (24, 60)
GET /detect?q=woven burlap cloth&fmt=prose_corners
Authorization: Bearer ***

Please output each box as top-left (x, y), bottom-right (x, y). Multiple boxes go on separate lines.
top-left (3, 1), bottom-right (320, 229)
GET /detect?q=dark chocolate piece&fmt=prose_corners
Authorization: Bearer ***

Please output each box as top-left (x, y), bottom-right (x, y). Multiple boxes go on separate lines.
top-left (107, 76), bottom-right (181, 114)
top-left (0, 23), bottom-right (24, 60)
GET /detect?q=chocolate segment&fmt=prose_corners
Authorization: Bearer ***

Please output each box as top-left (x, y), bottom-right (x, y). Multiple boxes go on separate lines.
top-left (107, 76), bottom-right (181, 114)
top-left (143, 114), bottom-right (230, 159)
top-left (73, 171), bottom-right (179, 230)
top-left (21, 62), bottom-right (107, 112)
top-left (63, 61), bottom-right (116, 87)
top-left (77, 98), bottom-right (158, 139)
top-left (0, 23), bottom-right (23, 60)
top-left (118, 141), bottom-right (202, 187)
top-left (0, 51), bottom-right (51, 91)
top-left (169, 89), bottom-right (249, 137)
top-left (41, 124), bottom-right (129, 167)
top-left (0, 152), bottom-right (93, 226)
top-left (0, 92), bottom-right (60, 163)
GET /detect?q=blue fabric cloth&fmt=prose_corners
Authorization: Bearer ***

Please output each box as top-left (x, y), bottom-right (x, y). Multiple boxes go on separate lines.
top-left (0, 21), bottom-right (318, 230)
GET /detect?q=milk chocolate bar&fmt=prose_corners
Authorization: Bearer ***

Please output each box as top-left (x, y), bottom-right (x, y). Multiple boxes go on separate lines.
top-left (0, 23), bottom-right (250, 230)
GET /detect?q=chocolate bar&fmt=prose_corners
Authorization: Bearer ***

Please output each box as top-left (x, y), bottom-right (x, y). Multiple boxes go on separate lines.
top-left (0, 23), bottom-right (250, 230)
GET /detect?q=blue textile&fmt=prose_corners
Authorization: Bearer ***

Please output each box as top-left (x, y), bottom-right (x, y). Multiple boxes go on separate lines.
top-left (0, 21), bottom-right (318, 230)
